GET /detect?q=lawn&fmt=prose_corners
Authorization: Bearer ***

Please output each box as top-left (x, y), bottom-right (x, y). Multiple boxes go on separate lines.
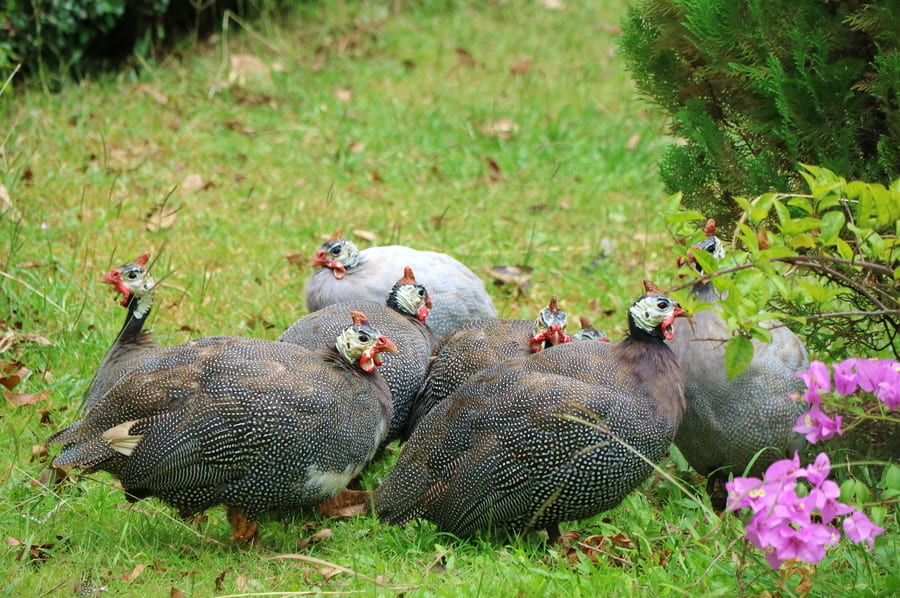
top-left (1, 0), bottom-right (896, 596)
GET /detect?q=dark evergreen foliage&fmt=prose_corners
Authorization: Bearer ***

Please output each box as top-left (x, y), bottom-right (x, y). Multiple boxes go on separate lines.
top-left (620, 0), bottom-right (900, 225)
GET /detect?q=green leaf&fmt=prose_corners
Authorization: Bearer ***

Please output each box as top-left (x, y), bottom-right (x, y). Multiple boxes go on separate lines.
top-left (835, 237), bottom-right (854, 260)
top-left (748, 325), bottom-right (772, 344)
top-left (819, 210), bottom-right (845, 243)
top-left (789, 233), bottom-right (817, 249)
top-left (724, 335), bottom-right (754, 380)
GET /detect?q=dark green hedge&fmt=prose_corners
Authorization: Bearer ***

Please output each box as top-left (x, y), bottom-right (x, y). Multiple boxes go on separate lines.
top-left (619, 0), bottom-right (900, 225)
top-left (0, 0), bottom-right (287, 79)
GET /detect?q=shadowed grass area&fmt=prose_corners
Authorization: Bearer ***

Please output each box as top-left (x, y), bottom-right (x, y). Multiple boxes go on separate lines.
top-left (1, 1), bottom-right (896, 596)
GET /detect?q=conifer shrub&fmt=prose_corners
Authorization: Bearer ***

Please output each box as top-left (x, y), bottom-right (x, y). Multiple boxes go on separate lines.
top-left (620, 0), bottom-right (900, 226)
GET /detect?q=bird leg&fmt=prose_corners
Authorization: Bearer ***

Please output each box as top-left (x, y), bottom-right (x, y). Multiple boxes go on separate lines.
top-left (227, 506), bottom-right (259, 542)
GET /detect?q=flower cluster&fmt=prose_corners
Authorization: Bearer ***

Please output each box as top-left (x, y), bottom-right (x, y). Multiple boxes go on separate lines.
top-left (726, 452), bottom-right (884, 570)
top-left (793, 358), bottom-right (900, 444)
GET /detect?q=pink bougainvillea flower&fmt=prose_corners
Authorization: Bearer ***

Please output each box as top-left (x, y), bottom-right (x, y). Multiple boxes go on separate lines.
top-left (804, 452), bottom-right (831, 487)
top-left (794, 406), bottom-right (843, 444)
top-left (797, 360), bottom-right (831, 395)
top-left (832, 358), bottom-right (860, 395)
top-left (809, 480), bottom-right (853, 525)
top-left (726, 476), bottom-right (776, 512)
top-left (843, 510), bottom-right (885, 550)
top-left (853, 358), bottom-right (882, 394)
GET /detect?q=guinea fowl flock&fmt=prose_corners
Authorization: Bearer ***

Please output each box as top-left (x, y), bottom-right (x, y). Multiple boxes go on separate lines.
top-left (49, 224), bottom-right (811, 543)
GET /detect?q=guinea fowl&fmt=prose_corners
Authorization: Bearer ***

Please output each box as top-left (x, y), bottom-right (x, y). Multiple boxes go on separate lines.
top-left (571, 316), bottom-right (610, 342)
top-left (48, 253), bottom-right (158, 449)
top-left (668, 220), bottom-right (809, 510)
top-left (53, 311), bottom-right (397, 541)
top-left (407, 296), bottom-right (573, 435)
top-left (279, 266), bottom-right (434, 444)
top-left (303, 229), bottom-right (497, 338)
top-left (374, 281), bottom-right (686, 541)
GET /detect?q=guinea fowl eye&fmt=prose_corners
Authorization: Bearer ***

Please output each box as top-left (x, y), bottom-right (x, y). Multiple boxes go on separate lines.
top-left (417, 288), bottom-right (425, 297)
top-left (330, 246), bottom-right (341, 256)
top-left (657, 299), bottom-right (669, 310)
top-left (358, 333), bottom-right (370, 343)
top-left (126, 270), bottom-right (139, 279)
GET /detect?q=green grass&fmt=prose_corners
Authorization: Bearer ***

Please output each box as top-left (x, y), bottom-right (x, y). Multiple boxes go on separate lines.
top-left (1, 1), bottom-right (896, 596)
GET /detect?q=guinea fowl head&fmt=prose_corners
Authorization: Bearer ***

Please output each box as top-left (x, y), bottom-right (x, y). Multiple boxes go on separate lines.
top-left (101, 253), bottom-right (155, 318)
top-left (386, 266), bottom-right (432, 324)
top-left (310, 229), bottom-right (361, 279)
top-left (628, 280), bottom-right (685, 341)
top-left (572, 315), bottom-right (610, 342)
top-left (336, 311), bottom-right (399, 372)
top-left (677, 219), bottom-right (725, 274)
top-left (529, 296), bottom-right (573, 352)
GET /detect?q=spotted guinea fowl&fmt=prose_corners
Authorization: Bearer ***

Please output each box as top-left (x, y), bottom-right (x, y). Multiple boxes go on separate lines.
top-left (53, 311), bottom-right (396, 541)
top-left (669, 220), bottom-right (809, 510)
top-left (407, 296), bottom-right (573, 436)
top-left (571, 316), bottom-right (610, 342)
top-left (279, 266), bottom-right (434, 444)
top-left (374, 281), bottom-right (686, 541)
top-left (303, 229), bottom-right (497, 338)
top-left (48, 253), bottom-right (158, 450)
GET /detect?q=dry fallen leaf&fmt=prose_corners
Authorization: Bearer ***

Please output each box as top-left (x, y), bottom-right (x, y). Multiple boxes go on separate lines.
top-left (485, 157), bottom-right (502, 182)
top-left (489, 265), bottom-right (533, 289)
top-left (145, 204), bottom-right (178, 232)
top-left (180, 173), bottom-right (210, 193)
top-left (214, 568), bottom-right (233, 592)
top-left (335, 88), bottom-right (353, 102)
top-left (0, 183), bottom-right (12, 214)
top-left (455, 47), bottom-right (476, 68)
top-left (626, 133), bottom-right (642, 150)
top-left (137, 83), bottom-right (169, 106)
top-left (352, 229), bottom-right (377, 242)
top-left (121, 563), bottom-right (146, 583)
top-left (481, 118), bottom-right (519, 140)
top-left (1, 361), bottom-right (27, 390)
top-left (228, 54), bottom-right (272, 87)
top-left (540, 0), bottom-right (566, 9)
top-left (510, 56), bottom-right (532, 75)
top-left (319, 489), bottom-right (371, 517)
top-left (4, 389), bottom-right (50, 407)
top-left (170, 588), bottom-right (185, 598)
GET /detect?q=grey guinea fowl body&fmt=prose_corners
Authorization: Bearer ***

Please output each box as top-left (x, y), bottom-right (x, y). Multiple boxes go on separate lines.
top-left (374, 282), bottom-right (686, 540)
top-left (279, 267), bottom-right (434, 444)
top-left (48, 253), bottom-right (158, 448)
top-left (668, 221), bottom-right (809, 509)
top-left (407, 296), bottom-right (573, 437)
top-left (303, 230), bottom-right (497, 338)
top-left (52, 313), bottom-right (396, 540)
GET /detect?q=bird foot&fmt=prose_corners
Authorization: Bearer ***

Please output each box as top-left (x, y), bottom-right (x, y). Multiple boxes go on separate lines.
top-left (318, 489), bottom-right (372, 518)
top-left (227, 506), bottom-right (258, 542)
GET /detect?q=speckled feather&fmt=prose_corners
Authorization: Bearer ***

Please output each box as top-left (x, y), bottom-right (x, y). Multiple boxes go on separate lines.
top-left (305, 245), bottom-right (496, 338)
top-left (669, 282), bottom-right (808, 487)
top-left (409, 318), bottom-right (544, 437)
top-left (53, 335), bottom-right (393, 521)
top-left (374, 311), bottom-right (685, 537)
top-left (278, 300), bottom-right (432, 444)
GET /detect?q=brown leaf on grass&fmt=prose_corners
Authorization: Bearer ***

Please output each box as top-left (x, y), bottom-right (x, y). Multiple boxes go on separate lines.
top-left (370, 170), bottom-right (384, 183)
top-left (20, 333), bottom-right (52, 345)
top-left (485, 157), bottom-right (502, 182)
top-left (455, 47), bottom-right (476, 68)
top-left (510, 56), bottom-right (532, 75)
top-left (4, 389), bottom-right (50, 407)
top-left (228, 54), bottom-right (272, 87)
top-left (225, 119), bottom-right (258, 136)
top-left (1, 360), bottom-right (27, 389)
top-left (120, 564), bottom-right (146, 583)
top-left (347, 140), bottom-right (366, 154)
top-left (180, 173), bottom-right (212, 193)
top-left (626, 133), bottom-right (642, 150)
top-left (267, 553), bottom-right (393, 587)
top-left (540, 0), bottom-right (566, 9)
top-left (31, 444), bottom-right (48, 462)
top-left (481, 118), bottom-right (518, 140)
top-left (335, 88), bottom-right (353, 102)
top-left (352, 229), bottom-right (377, 242)
top-left (490, 265), bottom-right (533, 289)
top-left (284, 253), bottom-right (307, 268)
top-left (145, 204), bottom-right (178, 232)
top-left (137, 83), bottom-right (169, 105)
top-left (7, 535), bottom-right (64, 563)
top-left (0, 183), bottom-right (13, 215)
top-left (297, 527), bottom-right (334, 551)
top-left (170, 588), bottom-right (185, 598)
top-left (319, 489), bottom-right (371, 517)
top-left (214, 568), bottom-right (233, 592)
top-left (245, 315), bottom-right (275, 331)
top-left (235, 575), bottom-right (249, 591)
